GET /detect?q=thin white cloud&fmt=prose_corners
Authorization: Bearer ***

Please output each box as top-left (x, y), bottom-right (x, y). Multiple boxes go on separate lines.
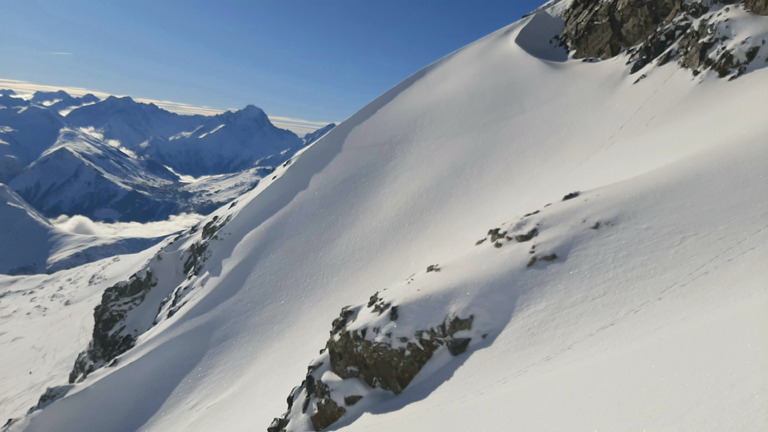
top-left (48, 51), bottom-right (73, 56)
top-left (0, 78), bottom-right (336, 135)
top-left (52, 213), bottom-right (204, 238)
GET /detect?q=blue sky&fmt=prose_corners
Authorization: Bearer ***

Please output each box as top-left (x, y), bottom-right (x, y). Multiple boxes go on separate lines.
top-left (0, 1), bottom-right (545, 124)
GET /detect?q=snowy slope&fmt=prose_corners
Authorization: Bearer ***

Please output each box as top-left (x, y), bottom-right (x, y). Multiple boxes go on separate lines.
top-left (0, 184), bottom-right (58, 274)
top-left (4, 3), bottom-right (768, 432)
top-left (0, 183), bottom-right (178, 275)
top-left (0, 243), bottom-right (165, 425)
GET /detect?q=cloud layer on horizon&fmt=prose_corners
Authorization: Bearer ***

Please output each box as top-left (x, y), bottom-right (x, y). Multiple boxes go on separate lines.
top-left (52, 213), bottom-right (204, 238)
top-left (0, 78), bottom-right (335, 135)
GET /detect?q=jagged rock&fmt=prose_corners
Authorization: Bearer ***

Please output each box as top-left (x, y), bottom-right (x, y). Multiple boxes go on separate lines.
top-left (514, 228), bottom-right (539, 243)
top-left (184, 215), bottom-right (230, 276)
top-left (267, 417), bottom-right (289, 432)
top-left (527, 253), bottom-right (559, 268)
top-left (69, 271), bottom-right (157, 383)
top-left (488, 228), bottom-right (507, 242)
top-left (310, 398), bottom-right (346, 431)
top-left (327, 314), bottom-right (474, 394)
top-left (269, 297), bottom-right (475, 431)
top-left (344, 395), bottom-right (363, 406)
top-left (426, 264), bottom-right (441, 273)
top-left (559, 0), bottom-right (684, 60)
top-left (562, 191), bottom-right (580, 201)
top-left (2, 418), bottom-right (17, 431)
top-left (745, 0), bottom-right (768, 14)
top-left (557, 0), bottom-right (765, 78)
top-left (389, 306), bottom-right (399, 321)
top-left (27, 385), bottom-right (73, 414)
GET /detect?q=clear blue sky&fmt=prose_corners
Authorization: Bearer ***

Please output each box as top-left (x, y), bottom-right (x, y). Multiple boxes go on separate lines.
top-left (0, 1), bottom-right (545, 123)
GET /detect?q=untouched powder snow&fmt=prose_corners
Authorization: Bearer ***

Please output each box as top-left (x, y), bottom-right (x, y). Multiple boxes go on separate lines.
top-left (5, 7), bottom-right (768, 432)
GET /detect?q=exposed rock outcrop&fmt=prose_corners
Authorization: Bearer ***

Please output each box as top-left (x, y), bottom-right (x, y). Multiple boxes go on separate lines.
top-left (268, 299), bottom-right (475, 431)
top-left (68, 213), bottom-right (231, 383)
top-left (555, 0), bottom-right (768, 78)
top-left (69, 271), bottom-right (157, 383)
top-left (26, 385), bottom-right (73, 414)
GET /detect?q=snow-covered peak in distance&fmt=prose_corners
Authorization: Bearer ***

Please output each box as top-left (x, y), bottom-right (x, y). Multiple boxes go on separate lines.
top-left (65, 95), bottom-right (203, 150)
top-left (0, 88), bottom-right (326, 222)
top-left (29, 90), bottom-right (70, 104)
top-left (302, 122), bottom-right (336, 146)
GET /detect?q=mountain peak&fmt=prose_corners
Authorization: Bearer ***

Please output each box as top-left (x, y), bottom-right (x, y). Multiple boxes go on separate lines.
top-left (240, 104), bottom-right (267, 117)
top-left (104, 95), bottom-right (136, 105)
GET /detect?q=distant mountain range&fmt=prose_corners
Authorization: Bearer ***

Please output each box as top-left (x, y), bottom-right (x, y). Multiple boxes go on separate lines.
top-left (0, 89), bottom-right (334, 222)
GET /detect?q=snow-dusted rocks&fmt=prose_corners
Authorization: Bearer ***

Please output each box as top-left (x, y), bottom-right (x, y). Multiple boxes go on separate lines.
top-left (556, 0), bottom-right (768, 79)
top-left (269, 300), bottom-right (474, 431)
top-left (69, 270), bottom-right (158, 383)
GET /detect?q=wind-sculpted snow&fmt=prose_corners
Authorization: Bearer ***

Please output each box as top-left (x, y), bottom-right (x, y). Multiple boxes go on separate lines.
top-left (5, 2), bottom-right (768, 431)
top-left (268, 197), bottom-right (605, 431)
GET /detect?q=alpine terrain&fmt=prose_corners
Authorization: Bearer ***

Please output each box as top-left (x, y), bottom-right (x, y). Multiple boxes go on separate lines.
top-left (1, 90), bottom-right (333, 223)
top-left (1, 0), bottom-right (766, 431)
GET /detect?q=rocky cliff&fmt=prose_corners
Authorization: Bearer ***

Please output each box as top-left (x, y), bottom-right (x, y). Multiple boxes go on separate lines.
top-left (555, 0), bottom-right (768, 78)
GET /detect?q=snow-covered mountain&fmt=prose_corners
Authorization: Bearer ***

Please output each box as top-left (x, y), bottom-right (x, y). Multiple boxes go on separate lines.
top-left (0, 184), bottom-right (167, 275)
top-left (2, 1), bottom-right (767, 431)
top-left (302, 123), bottom-right (336, 147)
top-left (0, 90), bottom-right (319, 222)
top-left (150, 105), bottom-right (303, 177)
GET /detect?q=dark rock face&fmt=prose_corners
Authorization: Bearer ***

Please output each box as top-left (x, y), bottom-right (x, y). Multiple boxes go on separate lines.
top-left (745, 0), bottom-right (768, 14)
top-left (69, 213), bottom-right (231, 384)
top-left (557, 0), bottom-right (766, 78)
top-left (183, 215), bottom-right (229, 277)
top-left (26, 385), bottom-right (73, 414)
top-left (310, 397), bottom-right (346, 431)
top-left (69, 271), bottom-right (157, 383)
top-left (527, 253), bottom-right (559, 268)
top-left (559, 0), bottom-right (685, 60)
top-left (269, 299), bottom-right (475, 431)
top-left (326, 313), bottom-right (474, 394)
top-left (344, 395), bottom-right (363, 406)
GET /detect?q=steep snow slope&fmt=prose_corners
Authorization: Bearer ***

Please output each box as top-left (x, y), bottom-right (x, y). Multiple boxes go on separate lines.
top-left (0, 184), bottom-right (58, 274)
top-left (0, 243), bottom-right (165, 424)
top-left (7, 5), bottom-right (768, 432)
top-left (0, 105), bottom-right (65, 168)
